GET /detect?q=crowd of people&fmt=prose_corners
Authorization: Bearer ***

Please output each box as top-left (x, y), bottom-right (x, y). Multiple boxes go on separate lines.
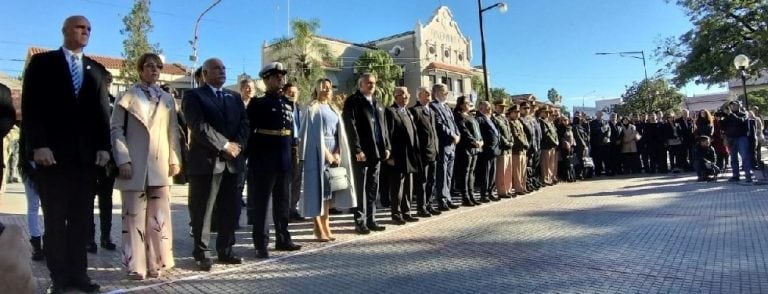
top-left (1, 14), bottom-right (765, 294)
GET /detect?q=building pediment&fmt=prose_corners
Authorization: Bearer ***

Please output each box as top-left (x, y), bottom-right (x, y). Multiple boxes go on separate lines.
top-left (422, 6), bottom-right (470, 47)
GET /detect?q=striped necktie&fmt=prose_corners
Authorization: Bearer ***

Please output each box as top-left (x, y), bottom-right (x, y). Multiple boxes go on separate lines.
top-left (71, 54), bottom-right (82, 95)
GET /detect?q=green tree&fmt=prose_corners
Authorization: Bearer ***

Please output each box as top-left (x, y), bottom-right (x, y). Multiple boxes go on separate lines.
top-left (616, 78), bottom-right (686, 116)
top-left (120, 0), bottom-right (161, 84)
top-left (657, 0), bottom-right (768, 87)
top-left (489, 87), bottom-right (509, 104)
top-left (471, 75), bottom-right (487, 101)
top-left (352, 50), bottom-right (402, 107)
top-left (738, 89), bottom-right (768, 117)
top-left (271, 19), bottom-right (336, 104)
top-left (547, 88), bottom-right (562, 105)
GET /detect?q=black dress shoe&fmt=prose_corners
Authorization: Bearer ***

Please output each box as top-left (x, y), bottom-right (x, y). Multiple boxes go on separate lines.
top-left (489, 195), bottom-right (500, 201)
top-left (479, 197), bottom-right (491, 203)
top-left (196, 258), bottom-right (213, 271)
top-left (329, 208), bottom-right (344, 215)
top-left (355, 224), bottom-right (371, 234)
top-left (446, 202), bottom-right (460, 209)
top-left (391, 216), bottom-right (406, 225)
top-left (427, 207), bottom-right (442, 215)
top-left (367, 223), bottom-right (386, 231)
top-left (437, 204), bottom-right (451, 211)
top-left (275, 243), bottom-right (302, 251)
top-left (289, 211), bottom-right (307, 222)
top-left (86, 242), bottom-right (97, 254)
top-left (470, 198), bottom-right (482, 205)
top-left (461, 200), bottom-right (475, 207)
top-left (416, 210), bottom-right (432, 218)
top-left (69, 278), bottom-right (100, 293)
top-left (255, 250), bottom-right (269, 259)
top-left (403, 215), bottom-right (419, 222)
top-left (498, 193), bottom-right (511, 199)
top-left (217, 254), bottom-right (243, 264)
top-left (101, 239), bottom-right (117, 251)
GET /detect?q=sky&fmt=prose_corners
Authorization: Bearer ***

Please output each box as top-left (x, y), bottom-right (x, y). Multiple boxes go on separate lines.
top-left (0, 0), bottom-right (727, 109)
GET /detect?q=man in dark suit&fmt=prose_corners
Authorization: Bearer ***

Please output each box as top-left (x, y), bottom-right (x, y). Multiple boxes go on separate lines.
top-left (284, 82), bottom-right (307, 222)
top-left (21, 15), bottom-right (110, 293)
top-left (342, 73), bottom-right (391, 234)
top-left (385, 87), bottom-right (420, 225)
top-left (475, 101), bottom-right (500, 202)
top-left (430, 83), bottom-right (461, 211)
top-left (589, 111), bottom-right (611, 176)
top-left (410, 87), bottom-right (441, 217)
top-left (0, 83), bottom-right (16, 192)
top-left (182, 58), bottom-right (249, 271)
top-left (247, 62), bottom-right (302, 258)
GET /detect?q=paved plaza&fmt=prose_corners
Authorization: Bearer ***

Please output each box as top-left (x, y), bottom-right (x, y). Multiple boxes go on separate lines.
top-left (2, 172), bottom-right (768, 293)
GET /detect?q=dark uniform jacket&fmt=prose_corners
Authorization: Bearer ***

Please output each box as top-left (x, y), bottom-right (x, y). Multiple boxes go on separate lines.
top-left (539, 118), bottom-right (559, 150)
top-left (589, 118), bottom-right (611, 147)
top-left (245, 91), bottom-right (294, 173)
top-left (492, 114), bottom-right (513, 155)
top-left (510, 118), bottom-right (530, 154)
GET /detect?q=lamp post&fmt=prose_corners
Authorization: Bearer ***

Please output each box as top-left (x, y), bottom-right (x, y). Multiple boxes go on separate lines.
top-left (734, 54), bottom-right (750, 111)
top-left (190, 0), bottom-right (223, 88)
top-left (478, 0), bottom-right (507, 101)
top-left (596, 50), bottom-right (650, 112)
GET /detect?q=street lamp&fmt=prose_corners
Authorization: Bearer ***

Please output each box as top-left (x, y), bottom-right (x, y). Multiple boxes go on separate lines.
top-left (596, 50), bottom-right (650, 112)
top-left (734, 54), bottom-right (750, 110)
top-left (190, 0), bottom-right (223, 88)
top-left (478, 0), bottom-right (507, 101)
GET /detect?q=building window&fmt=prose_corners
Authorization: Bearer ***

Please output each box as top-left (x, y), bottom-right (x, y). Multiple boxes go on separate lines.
top-left (441, 77), bottom-right (453, 90)
top-left (456, 78), bottom-right (464, 93)
top-left (458, 53), bottom-right (464, 61)
top-left (444, 49), bottom-right (450, 58)
top-left (429, 75), bottom-right (436, 86)
top-left (428, 46), bottom-right (436, 55)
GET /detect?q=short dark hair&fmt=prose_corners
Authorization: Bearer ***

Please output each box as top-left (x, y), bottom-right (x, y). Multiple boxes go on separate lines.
top-left (282, 83), bottom-right (296, 92)
top-left (136, 53), bottom-right (163, 73)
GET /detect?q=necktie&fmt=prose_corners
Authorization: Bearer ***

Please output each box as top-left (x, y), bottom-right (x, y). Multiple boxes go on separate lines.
top-left (71, 54), bottom-right (82, 95)
top-left (216, 90), bottom-right (224, 100)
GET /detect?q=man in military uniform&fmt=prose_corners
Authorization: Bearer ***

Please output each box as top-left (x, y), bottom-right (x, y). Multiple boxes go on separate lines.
top-left (247, 62), bottom-right (302, 259)
top-left (508, 105), bottom-right (530, 196)
top-left (492, 100), bottom-right (513, 198)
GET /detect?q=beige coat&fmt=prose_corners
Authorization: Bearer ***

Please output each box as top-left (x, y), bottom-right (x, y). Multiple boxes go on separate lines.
top-left (0, 224), bottom-right (36, 294)
top-left (621, 124), bottom-right (639, 153)
top-left (111, 84), bottom-right (180, 191)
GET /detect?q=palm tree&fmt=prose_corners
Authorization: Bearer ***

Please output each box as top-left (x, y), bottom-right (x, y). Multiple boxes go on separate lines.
top-left (270, 19), bottom-right (336, 103)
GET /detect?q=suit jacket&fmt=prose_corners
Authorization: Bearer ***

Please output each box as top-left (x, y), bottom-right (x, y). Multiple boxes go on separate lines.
top-left (409, 103), bottom-right (438, 162)
top-left (510, 118), bottom-right (530, 154)
top-left (476, 113), bottom-right (500, 157)
top-left (385, 103), bottom-right (420, 173)
top-left (342, 91), bottom-right (390, 162)
top-left (111, 84), bottom-right (181, 190)
top-left (589, 118), bottom-right (611, 147)
top-left (456, 112), bottom-right (482, 155)
top-left (21, 48), bottom-right (111, 169)
top-left (430, 100), bottom-right (459, 148)
top-left (182, 86), bottom-right (249, 175)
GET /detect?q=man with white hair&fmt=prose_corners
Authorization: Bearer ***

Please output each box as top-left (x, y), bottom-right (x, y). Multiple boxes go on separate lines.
top-left (430, 84), bottom-right (461, 211)
top-left (384, 87), bottom-right (421, 224)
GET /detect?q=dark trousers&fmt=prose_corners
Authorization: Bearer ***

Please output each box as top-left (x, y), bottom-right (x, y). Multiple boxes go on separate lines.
top-left (388, 171), bottom-right (413, 218)
top-left (249, 169), bottom-right (292, 251)
top-left (621, 152), bottom-right (640, 174)
top-left (35, 165), bottom-right (97, 284)
top-left (352, 160), bottom-right (381, 226)
top-left (668, 144), bottom-right (685, 171)
top-left (90, 170), bottom-right (115, 242)
top-left (435, 145), bottom-right (456, 206)
top-left (650, 146), bottom-right (668, 172)
top-left (189, 171), bottom-right (240, 260)
top-left (591, 144), bottom-right (607, 175)
top-left (290, 145), bottom-right (303, 215)
top-left (476, 154), bottom-right (497, 197)
top-left (414, 160), bottom-right (436, 212)
top-left (455, 150), bottom-right (478, 198)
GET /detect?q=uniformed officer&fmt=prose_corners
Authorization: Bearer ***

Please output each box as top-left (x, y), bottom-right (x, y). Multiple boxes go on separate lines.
top-left (247, 62), bottom-right (302, 259)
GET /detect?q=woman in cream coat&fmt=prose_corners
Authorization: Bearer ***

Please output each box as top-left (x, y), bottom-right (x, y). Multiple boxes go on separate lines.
top-left (111, 53), bottom-right (181, 280)
top-left (299, 78), bottom-right (356, 241)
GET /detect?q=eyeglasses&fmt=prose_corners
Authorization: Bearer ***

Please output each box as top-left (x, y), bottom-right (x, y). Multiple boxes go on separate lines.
top-left (143, 63), bottom-right (164, 70)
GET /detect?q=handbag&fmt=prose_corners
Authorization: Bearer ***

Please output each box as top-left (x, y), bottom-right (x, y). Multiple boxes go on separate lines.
top-left (325, 166), bottom-right (349, 192)
top-left (582, 156), bottom-right (595, 168)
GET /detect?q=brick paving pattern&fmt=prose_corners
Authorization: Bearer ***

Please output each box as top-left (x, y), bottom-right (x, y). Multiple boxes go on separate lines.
top-left (2, 172), bottom-right (768, 293)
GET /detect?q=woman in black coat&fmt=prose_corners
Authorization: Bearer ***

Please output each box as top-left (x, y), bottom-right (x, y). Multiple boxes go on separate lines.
top-left (453, 96), bottom-right (483, 207)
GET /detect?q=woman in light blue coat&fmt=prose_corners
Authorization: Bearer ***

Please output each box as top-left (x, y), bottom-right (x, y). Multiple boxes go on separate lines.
top-left (299, 78), bottom-right (356, 241)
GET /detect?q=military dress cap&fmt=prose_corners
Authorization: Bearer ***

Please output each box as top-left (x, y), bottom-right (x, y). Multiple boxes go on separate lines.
top-left (507, 104), bottom-right (520, 113)
top-left (259, 62), bottom-right (288, 78)
top-left (493, 99), bottom-right (509, 107)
